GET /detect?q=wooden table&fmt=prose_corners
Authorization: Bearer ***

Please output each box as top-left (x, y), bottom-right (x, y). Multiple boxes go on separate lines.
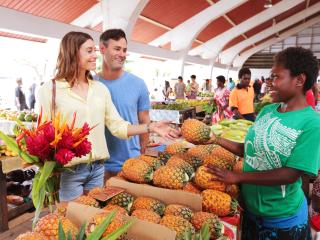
top-left (0, 158), bottom-right (34, 232)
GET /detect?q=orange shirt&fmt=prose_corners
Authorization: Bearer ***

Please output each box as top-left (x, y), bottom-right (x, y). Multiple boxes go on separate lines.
top-left (229, 86), bottom-right (254, 114)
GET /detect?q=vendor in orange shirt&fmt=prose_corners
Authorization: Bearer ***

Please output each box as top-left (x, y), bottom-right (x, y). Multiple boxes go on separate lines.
top-left (229, 67), bottom-right (255, 121)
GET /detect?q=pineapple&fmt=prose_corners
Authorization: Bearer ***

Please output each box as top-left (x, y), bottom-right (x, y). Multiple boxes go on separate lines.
top-left (55, 204), bottom-right (67, 217)
top-left (181, 119), bottom-right (211, 144)
top-left (74, 195), bottom-right (99, 208)
top-left (88, 187), bottom-right (104, 198)
top-left (203, 155), bottom-right (234, 170)
top-left (34, 213), bottom-right (78, 240)
top-left (86, 211), bottom-right (127, 239)
top-left (15, 232), bottom-right (44, 240)
top-left (138, 155), bottom-right (163, 170)
top-left (131, 197), bottom-right (165, 216)
top-left (103, 204), bottom-right (129, 216)
top-left (187, 145), bottom-right (215, 159)
top-left (110, 192), bottom-right (135, 212)
top-left (153, 166), bottom-right (189, 189)
top-left (160, 215), bottom-right (195, 240)
top-left (194, 166), bottom-right (227, 191)
top-left (158, 151), bottom-right (171, 163)
top-left (226, 184), bottom-right (240, 199)
top-left (211, 146), bottom-right (236, 165)
top-left (165, 143), bottom-right (188, 155)
top-left (176, 153), bottom-right (203, 169)
top-left (131, 209), bottom-right (161, 223)
top-left (191, 212), bottom-right (224, 239)
top-left (202, 190), bottom-right (238, 217)
top-left (122, 158), bottom-right (154, 183)
top-left (233, 159), bottom-right (243, 173)
top-left (164, 204), bottom-right (193, 221)
top-left (166, 156), bottom-right (195, 178)
top-left (183, 182), bottom-right (201, 194)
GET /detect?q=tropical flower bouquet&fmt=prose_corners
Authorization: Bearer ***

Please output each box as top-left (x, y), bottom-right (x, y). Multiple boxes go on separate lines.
top-left (0, 110), bottom-right (93, 225)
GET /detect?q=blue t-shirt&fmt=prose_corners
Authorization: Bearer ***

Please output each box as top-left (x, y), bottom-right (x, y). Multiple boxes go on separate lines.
top-left (96, 72), bottom-right (150, 172)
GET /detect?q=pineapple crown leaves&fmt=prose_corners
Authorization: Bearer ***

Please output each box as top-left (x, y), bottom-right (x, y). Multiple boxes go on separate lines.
top-left (58, 210), bottom-right (134, 240)
top-left (183, 223), bottom-right (210, 240)
top-left (230, 198), bottom-right (240, 215)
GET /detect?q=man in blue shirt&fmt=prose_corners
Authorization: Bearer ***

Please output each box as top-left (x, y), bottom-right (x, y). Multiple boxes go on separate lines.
top-left (97, 29), bottom-right (150, 180)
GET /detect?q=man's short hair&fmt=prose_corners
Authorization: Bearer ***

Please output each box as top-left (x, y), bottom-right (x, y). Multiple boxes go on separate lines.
top-left (238, 68), bottom-right (251, 79)
top-left (190, 75), bottom-right (196, 79)
top-left (100, 29), bottom-right (127, 46)
top-left (178, 76), bottom-right (183, 80)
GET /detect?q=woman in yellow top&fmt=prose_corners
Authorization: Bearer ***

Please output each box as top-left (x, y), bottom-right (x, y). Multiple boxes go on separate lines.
top-left (36, 32), bottom-right (178, 201)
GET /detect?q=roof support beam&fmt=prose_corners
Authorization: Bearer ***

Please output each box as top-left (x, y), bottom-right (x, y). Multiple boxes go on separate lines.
top-left (232, 16), bottom-right (320, 68)
top-left (220, 1), bottom-right (320, 65)
top-left (71, 3), bottom-right (102, 29)
top-left (100, 0), bottom-right (149, 38)
top-left (149, 0), bottom-right (246, 50)
top-left (189, 0), bottom-right (304, 59)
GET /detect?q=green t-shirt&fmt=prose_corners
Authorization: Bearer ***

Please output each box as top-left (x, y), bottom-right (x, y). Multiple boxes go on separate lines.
top-left (242, 103), bottom-right (320, 218)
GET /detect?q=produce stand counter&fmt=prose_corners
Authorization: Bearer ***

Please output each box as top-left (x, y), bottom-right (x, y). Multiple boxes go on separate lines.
top-left (0, 158), bottom-right (34, 232)
top-left (150, 107), bottom-right (196, 124)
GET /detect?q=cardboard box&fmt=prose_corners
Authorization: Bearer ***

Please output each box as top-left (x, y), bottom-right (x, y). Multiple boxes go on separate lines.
top-left (67, 202), bottom-right (176, 240)
top-left (107, 177), bottom-right (202, 212)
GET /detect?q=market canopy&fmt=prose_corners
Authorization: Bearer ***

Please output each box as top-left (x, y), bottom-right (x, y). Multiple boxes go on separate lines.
top-left (0, 0), bottom-right (319, 70)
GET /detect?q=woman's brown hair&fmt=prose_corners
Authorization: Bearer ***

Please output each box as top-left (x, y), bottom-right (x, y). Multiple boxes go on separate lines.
top-left (54, 31), bottom-right (93, 86)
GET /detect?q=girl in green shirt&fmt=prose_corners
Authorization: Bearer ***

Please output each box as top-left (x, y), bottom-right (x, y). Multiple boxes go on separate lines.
top-left (207, 47), bottom-right (320, 240)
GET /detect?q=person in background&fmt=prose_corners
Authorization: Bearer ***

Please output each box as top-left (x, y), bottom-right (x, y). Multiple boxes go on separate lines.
top-left (174, 76), bottom-right (186, 99)
top-left (201, 79), bottom-right (212, 92)
top-left (185, 80), bottom-right (191, 98)
top-left (162, 81), bottom-right (171, 101)
top-left (212, 75), bottom-right (233, 123)
top-left (28, 82), bottom-right (37, 110)
top-left (207, 46), bottom-right (320, 240)
top-left (37, 31), bottom-right (179, 202)
top-left (229, 67), bottom-right (255, 121)
top-left (227, 77), bottom-right (235, 91)
top-left (306, 88), bottom-right (316, 109)
top-left (15, 78), bottom-right (28, 111)
top-left (253, 78), bottom-right (261, 102)
top-left (189, 74), bottom-right (199, 99)
top-left (260, 78), bottom-right (267, 97)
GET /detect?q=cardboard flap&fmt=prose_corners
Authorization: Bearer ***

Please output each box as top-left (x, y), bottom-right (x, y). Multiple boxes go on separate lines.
top-left (66, 202), bottom-right (176, 240)
top-left (107, 177), bottom-right (202, 211)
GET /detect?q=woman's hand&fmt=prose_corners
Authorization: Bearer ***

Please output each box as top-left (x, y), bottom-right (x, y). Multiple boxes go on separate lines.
top-left (150, 121), bottom-right (180, 141)
top-left (206, 164), bottom-right (241, 184)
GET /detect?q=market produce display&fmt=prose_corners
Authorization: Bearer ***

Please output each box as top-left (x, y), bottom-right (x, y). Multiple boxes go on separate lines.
top-left (0, 110), bottom-right (38, 122)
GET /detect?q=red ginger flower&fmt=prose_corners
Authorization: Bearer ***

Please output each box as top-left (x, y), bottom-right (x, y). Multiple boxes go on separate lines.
top-left (55, 149), bottom-right (75, 165)
top-left (25, 134), bottom-right (51, 161)
top-left (74, 139), bottom-right (91, 157)
top-left (57, 131), bottom-right (74, 150)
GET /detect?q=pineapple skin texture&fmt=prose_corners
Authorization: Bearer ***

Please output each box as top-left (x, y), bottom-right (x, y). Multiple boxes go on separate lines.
top-left (34, 214), bottom-right (78, 240)
top-left (202, 190), bottom-right (233, 217)
top-left (181, 119), bottom-right (211, 144)
top-left (74, 195), bottom-right (99, 208)
top-left (164, 204), bottom-right (193, 221)
top-left (153, 166), bottom-right (188, 189)
top-left (131, 209), bottom-right (161, 223)
top-left (15, 232), bottom-right (45, 240)
top-left (122, 158), bottom-right (153, 183)
top-left (160, 215), bottom-right (195, 240)
top-left (131, 197), bottom-right (165, 216)
top-left (194, 166), bottom-right (226, 191)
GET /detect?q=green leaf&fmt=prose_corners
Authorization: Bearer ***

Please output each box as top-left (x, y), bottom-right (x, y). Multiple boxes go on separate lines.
top-left (102, 219), bottom-right (134, 240)
top-left (32, 183), bottom-right (46, 227)
top-left (35, 161), bottom-right (56, 195)
top-left (58, 220), bottom-right (66, 240)
top-left (0, 130), bottom-right (39, 163)
top-left (86, 210), bottom-right (116, 240)
top-left (76, 222), bottom-right (86, 240)
top-left (200, 223), bottom-right (210, 240)
top-left (67, 231), bottom-right (73, 240)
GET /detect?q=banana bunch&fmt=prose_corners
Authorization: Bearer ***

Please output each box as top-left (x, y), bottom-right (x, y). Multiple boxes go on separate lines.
top-left (211, 119), bottom-right (253, 143)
